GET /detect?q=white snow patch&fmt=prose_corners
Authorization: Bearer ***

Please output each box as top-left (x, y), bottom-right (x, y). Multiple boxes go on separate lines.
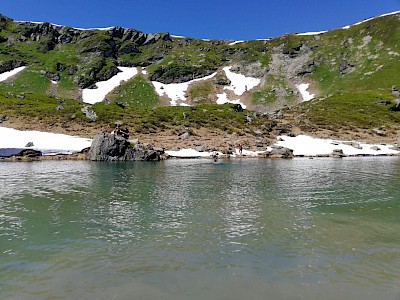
top-left (297, 30), bottom-right (327, 36)
top-left (142, 68), bottom-right (147, 75)
top-left (51, 80), bottom-right (58, 84)
top-left (223, 66), bottom-right (261, 96)
top-left (228, 40), bottom-right (245, 46)
top-left (82, 67), bottom-right (138, 104)
top-left (152, 73), bottom-right (217, 106)
top-left (166, 149), bottom-right (221, 158)
top-left (342, 11), bottom-right (400, 29)
top-left (0, 127), bottom-right (92, 156)
top-left (171, 35), bottom-right (186, 39)
top-left (274, 135), bottom-right (399, 157)
top-left (232, 148), bottom-right (264, 157)
top-left (0, 66), bottom-right (26, 82)
top-left (296, 83), bottom-right (314, 101)
top-left (216, 92), bottom-right (247, 109)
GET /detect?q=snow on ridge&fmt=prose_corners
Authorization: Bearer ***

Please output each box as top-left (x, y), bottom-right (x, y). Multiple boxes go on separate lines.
top-left (228, 40), bottom-right (245, 46)
top-left (82, 67), bottom-right (138, 104)
top-left (152, 73), bottom-right (217, 106)
top-left (0, 66), bottom-right (26, 82)
top-left (171, 35), bottom-right (187, 39)
top-left (342, 10), bottom-right (400, 29)
top-left (296, 83), bottom-right (314, 102)
top-left (297, 30), bottom-right (328, 36)
top-left (16, 20), bottom-right (115, 31)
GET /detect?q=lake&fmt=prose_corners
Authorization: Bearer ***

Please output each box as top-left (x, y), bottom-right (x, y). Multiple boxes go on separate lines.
top-left (1, 158), bottom-right (400, 299)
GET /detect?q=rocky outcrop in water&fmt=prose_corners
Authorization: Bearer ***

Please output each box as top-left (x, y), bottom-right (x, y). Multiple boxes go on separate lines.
top-left (87, 133), bottom-right (163, 161)
top-left (264, 146), bottom-right (294, 158)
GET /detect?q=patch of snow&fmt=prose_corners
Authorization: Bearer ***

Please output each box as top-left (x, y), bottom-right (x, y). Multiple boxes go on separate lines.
top-left (152, 73), bottom-right (217, 106)
top-left (171, 35), bottom-right (186, 39)
top-left (0, 66), bottom-right (26, 82)
top-left (232, 148), bottom-right (264, 157)
top-left (223, 66), bottom-right (261, 96)
top-left (228, 40), bottom-right (245, 46)
top-left (297, 30), bottom-right (327, 36)
top-left (216, 92), bottom-right (247, 109)
top-left (296, 83), bottom-right (314, 101)
top-left (274, 135), bottom-right (399, 157)
top-left (51, 80), bottom-right (58, 84)
top-left (141, 68), bottom-right (147, 75)
top-left (82, 67), bottom-right (138, 104)
top-left (0, 127), bottom-right (92, 156)
top-left (166, 149), bottom-right (221, 158)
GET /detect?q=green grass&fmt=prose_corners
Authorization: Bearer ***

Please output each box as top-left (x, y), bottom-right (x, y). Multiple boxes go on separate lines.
top-left (187, 80), bottom-right (214, 104)
top-left (295, 91), bottom-right (400, 130)
top-left (106, 75), bottom-right (160, 108)
top-left (0, 67), bottom-right (51, 94)
top-left (0, 92), bottom-right (87, 122)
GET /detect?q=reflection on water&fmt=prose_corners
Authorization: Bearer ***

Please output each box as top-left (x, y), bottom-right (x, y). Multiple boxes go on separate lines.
top-left (1, 158), bottom-right (400, 299)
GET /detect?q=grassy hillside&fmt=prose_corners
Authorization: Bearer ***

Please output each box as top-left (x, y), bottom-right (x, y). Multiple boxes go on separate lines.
top-left (0, 13), bottom-right (400, 142)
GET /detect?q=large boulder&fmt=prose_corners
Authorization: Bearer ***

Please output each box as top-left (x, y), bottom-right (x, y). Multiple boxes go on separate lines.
top-left (267, 146), bottom-right (294, 158)
top-left (87, 133), bottom-right (163, 161)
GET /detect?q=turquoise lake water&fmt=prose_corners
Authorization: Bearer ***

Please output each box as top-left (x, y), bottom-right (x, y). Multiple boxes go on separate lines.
top-left (1, 158), bottom-right (400, 299)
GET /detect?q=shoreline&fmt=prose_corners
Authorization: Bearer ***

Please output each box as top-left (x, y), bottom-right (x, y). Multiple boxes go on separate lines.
top-left (0, 126), bottom-right (399, 161)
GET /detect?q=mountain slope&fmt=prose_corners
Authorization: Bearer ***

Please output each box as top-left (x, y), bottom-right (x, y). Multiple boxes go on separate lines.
top-left (0, 12), bottom-right (399, 147)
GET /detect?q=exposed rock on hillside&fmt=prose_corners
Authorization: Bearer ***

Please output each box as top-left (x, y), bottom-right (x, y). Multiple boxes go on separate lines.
top-left (0, 60), bottom-right (25, 74)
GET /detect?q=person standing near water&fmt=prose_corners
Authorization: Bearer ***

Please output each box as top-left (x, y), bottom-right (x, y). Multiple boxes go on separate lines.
top-left (238, 143), bottom-right (243, 155)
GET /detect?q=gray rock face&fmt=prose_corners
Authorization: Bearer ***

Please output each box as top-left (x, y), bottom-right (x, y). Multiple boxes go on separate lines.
top-left (87, 133), bottom-right (163, 161)
top-left (231, 61), bottom-right (268, 78)
top-left (0, 60), bottom-right (25, 74)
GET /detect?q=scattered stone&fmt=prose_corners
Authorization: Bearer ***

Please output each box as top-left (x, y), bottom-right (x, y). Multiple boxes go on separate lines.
top-left (372, 128), bottom-right (385, 136)
top-left (330, 149), bottom-right (346, 158)
top-left (115, 102), bottom-right (125, 109)
top-left (370, 146), bottom-right (380, 151)
top-left (25, 142), bottom-right (34, 147)
top-left (81, 106), bottom-right (98, 121)
top-left (46, 72), bottom-right (60, 82)
top-left (0, 115), bottom-right (8, 123)
top-left (180, 132), bottom-right (190, 139)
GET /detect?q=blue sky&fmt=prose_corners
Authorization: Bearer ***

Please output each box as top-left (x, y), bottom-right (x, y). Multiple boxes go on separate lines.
top-left (0, 0), bottom-right (399, 40)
